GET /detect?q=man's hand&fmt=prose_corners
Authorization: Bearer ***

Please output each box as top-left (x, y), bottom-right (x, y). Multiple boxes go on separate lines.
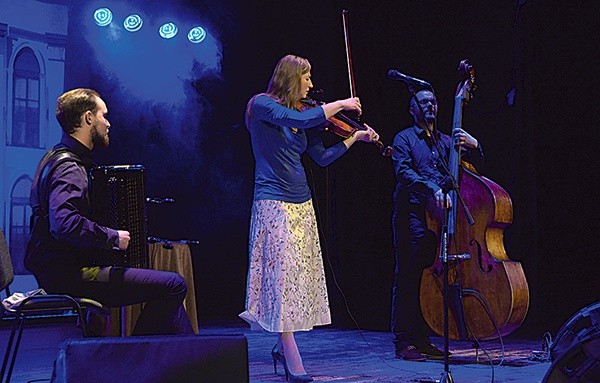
top-left (116, 230), bottom-right (130, 251)
top-left (434, 189), bottom-right (452, 209)
top-left (453, 128), bottom-right (478, 149)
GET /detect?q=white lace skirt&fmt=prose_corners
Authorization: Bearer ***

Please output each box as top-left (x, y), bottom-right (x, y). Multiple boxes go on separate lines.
top-left (239, 199), bottom-right (331, 332)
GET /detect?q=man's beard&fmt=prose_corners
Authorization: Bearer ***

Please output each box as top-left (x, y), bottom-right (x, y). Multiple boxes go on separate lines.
top-left (91, 125), bottom-right (109, 148)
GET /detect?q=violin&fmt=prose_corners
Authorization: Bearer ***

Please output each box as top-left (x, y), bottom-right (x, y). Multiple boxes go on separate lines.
top-left (298, 98), bottom-right (392, 157)
top-left (293, 10), bottom-right (392, 157)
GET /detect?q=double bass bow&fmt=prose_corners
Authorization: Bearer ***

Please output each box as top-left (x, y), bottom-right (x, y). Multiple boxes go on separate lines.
top-left (419, 60), bottom-right (529, 341)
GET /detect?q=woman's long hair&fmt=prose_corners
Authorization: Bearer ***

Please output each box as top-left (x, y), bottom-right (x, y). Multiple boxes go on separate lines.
top-left (246, 55), bottom-right (310, 127)
top-left (266, 54), bottom-right (311, 108)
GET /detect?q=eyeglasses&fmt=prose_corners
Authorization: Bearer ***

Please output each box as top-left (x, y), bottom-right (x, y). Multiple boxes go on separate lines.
top-left (417, 99), bottom-right (437, 106)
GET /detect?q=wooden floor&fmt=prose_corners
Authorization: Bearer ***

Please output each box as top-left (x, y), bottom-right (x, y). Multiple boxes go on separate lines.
top-left (1, 317), bottom-right (552, 382)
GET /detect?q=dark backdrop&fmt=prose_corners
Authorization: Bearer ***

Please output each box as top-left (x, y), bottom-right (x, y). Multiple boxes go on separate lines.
top-left (64, 0), bottom-right (600, 338)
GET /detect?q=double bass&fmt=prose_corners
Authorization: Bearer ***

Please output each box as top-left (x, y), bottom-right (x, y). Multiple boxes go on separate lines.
top-left (419, 60), bottom-right (529, 340)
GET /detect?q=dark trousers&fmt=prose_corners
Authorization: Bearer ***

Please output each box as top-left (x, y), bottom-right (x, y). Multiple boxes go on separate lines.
top-left (36, 266), bottom-right (194, 336)
top-left (391, 206), bottom-right (438, 346)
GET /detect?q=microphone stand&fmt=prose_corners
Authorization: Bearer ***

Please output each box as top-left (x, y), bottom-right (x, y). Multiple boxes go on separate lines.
top-left (438, 167), bottom-right (474, 383)
top-left (406, 85), bottom-right (475, 383)
top-left (440, 190), bottom-right (453, 383)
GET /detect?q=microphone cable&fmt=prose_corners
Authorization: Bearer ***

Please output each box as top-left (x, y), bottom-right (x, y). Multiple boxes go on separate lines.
top-left (305, 151), bottom-right (430, 380)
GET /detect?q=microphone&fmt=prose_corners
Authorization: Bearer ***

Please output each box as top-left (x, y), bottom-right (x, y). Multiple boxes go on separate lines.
top-left (309, 88), bottom-right (324, 96)
top-left (387, 69), bottom-right (432, 89)
top-left (146, 197), bottom-right (175, 204)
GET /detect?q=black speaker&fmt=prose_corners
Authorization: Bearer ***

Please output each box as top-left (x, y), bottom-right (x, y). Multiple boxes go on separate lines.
top-left (542, 301), bottom-right (600, 383)
top-left (51, 334), bottom-right (248, 383)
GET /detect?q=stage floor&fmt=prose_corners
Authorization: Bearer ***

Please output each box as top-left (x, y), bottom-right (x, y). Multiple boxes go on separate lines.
top-left (1, 318), bottom-right (551, 382)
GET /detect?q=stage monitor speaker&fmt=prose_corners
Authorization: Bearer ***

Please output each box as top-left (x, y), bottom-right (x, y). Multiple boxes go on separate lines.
top-left (542, 301), bottom-right (600, 383)
top-left (52, 334), bottom-right (248, 383)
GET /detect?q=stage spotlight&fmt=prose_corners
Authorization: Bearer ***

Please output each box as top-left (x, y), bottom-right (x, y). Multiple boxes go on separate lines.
top-left (188, 27), bottom-right (207, 44)
top-left (94, 8), bottom-right (113, 27)
top-left (159, 23), bottom-right (178, 39)
top-left (124, 14), bottom-right (143, 32)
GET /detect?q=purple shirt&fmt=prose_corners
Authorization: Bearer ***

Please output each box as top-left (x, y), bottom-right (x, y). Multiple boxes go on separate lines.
top-left (26, 134), bottom-right (119, 274)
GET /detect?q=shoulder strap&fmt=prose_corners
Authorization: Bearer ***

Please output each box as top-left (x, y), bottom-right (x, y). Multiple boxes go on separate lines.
top-left (31, 148), bottom-right (83, 217)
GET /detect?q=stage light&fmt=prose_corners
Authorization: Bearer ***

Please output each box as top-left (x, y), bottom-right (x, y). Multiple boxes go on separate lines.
top-left (94, 8), bottom-right (113, 27)
top-left (123, 14), bottom-right (143, 32)
top-left (187, 27), bottom-right (207, 44)
top-left (159, 23), bottom-right (178, 39)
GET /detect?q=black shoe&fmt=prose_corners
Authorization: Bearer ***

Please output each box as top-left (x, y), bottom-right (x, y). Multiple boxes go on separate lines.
top-left (272, 345), bottom-right (313, 382)
top-left (412, 338), bottom-right (447, 359)
top-left (271, 345), bottom-right (285, 375)
top-left (395, 344), bottom-right (427, 361)
top-left (282, 357), bottom-right (313, 382)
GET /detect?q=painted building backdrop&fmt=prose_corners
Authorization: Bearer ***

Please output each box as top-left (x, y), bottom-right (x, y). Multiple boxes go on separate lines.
top-left (1, 0), bottom-right (68, 274)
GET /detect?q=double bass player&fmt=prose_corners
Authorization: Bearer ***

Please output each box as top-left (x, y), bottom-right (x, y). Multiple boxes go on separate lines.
top-left (390, 88), bottom-right (483, 360)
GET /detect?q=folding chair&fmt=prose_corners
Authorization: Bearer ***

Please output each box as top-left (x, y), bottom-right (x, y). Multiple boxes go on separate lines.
top-left (0, 229), bottom-right (110, 383)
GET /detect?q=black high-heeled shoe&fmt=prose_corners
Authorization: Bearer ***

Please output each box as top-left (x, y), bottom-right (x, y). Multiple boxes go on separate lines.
top-left (271, 345), bottom-right (285, 375)
top-left (271, 345), bottom-right (313, 382)
top-left (281, 355), bottom-right (313, 382)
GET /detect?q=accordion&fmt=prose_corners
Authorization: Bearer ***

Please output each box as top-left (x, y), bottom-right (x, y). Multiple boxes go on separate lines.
top-left (90, 165), bottom-right (148, 268)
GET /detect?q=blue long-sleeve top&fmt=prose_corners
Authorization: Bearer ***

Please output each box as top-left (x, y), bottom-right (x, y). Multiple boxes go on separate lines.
top-left (246, 94), bottom-right (349, 203)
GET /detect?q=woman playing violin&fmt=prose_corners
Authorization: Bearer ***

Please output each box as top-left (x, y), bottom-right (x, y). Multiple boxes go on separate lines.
top-left (239, 54), bottom-right (379, 382)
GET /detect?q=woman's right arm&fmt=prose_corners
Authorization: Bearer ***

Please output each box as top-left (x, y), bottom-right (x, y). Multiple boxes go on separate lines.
top-left (251, 95), bottom-right (325, 129)
top-left (250, 95), bottom-right (363, 129)
top-left (321, 97), bottom-right (362, 119)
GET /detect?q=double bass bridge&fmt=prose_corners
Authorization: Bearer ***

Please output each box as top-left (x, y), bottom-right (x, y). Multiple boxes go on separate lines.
top-left (441, 253), bottom-right (471, 262)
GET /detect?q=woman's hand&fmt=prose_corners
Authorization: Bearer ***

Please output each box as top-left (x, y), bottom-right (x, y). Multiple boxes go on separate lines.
top-left (339, 97), bottom-right (362, 115)
top-left (343, 124), bottom-right (380, 149)
top-left (354, 124), bottom-right (379, 143)
top-left (322, 97), bottom-right (362, 118)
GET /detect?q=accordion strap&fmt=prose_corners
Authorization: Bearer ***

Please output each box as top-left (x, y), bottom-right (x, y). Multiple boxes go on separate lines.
top-left (31, 148), bottom-right (82, 217)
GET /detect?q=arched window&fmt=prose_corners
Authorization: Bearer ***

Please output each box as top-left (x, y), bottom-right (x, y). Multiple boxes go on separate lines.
top-left (11, 47), bottom-right (41, 148)
top-left (10, 176), bottom-right (33, 275)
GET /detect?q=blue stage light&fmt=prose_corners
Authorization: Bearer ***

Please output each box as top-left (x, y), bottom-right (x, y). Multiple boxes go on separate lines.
top-left (124, 14), bottom-right (143, 32)
top-left (94, 8), bottom-right (113, 27)
top-left (159, 23), bottom-right (178, 39)
top-left (187, 27), bottom-right (207, 44)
